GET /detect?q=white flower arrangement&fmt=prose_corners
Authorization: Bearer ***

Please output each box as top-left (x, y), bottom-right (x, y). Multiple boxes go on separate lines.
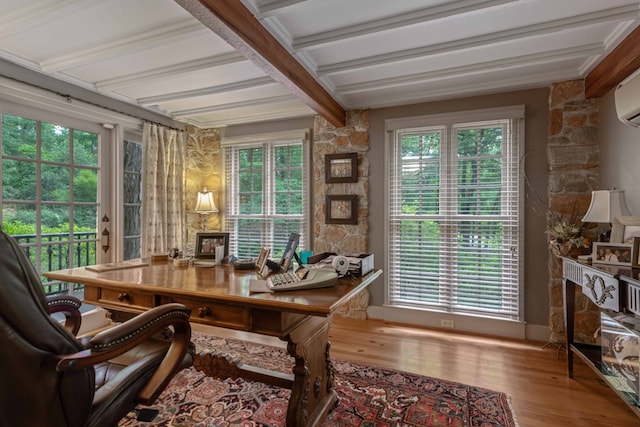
top-left (548, 220), bottom-right (590, 249)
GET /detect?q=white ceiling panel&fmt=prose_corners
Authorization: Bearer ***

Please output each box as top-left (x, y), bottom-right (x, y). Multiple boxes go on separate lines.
top-left (0, 0), bottom-right (638, 128)
top-left (342, 58), bottom-right (588, 108)
top-left (65, 35), bottom-right (237, 84)
top-left (112, 61), bottom-right (268, 99)
top-left (154, 83), bottom-right (290, 111)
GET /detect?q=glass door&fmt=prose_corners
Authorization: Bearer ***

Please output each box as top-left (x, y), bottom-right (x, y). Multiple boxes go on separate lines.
top-left (1, 112), bottom-right (110, 299)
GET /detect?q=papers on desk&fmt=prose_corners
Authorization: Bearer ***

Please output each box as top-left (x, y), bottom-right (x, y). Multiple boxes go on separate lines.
top-left (193, 260), bottom-right (217, 267)
top-left (85, 259), bottom-right (149, 272)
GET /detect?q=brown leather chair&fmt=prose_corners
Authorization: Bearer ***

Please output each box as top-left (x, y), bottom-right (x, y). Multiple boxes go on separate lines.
top-left (0, 229), bottom-right (194, 427)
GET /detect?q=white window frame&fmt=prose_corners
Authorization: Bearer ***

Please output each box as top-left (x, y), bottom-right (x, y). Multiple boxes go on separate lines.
top-left (222, 129), bottom-right (310, 258)
top-left (384, 106), bottom-right (525, 324)
top-left (0, 76), bottom-right (143, 262)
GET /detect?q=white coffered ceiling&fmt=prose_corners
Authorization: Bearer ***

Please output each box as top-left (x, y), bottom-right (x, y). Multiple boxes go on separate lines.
top-left (0, 0), bottom-right (638, 128)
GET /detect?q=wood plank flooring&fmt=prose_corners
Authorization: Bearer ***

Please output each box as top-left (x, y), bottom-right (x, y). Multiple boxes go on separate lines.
top-left (192, 317), bottom-right (639, 426)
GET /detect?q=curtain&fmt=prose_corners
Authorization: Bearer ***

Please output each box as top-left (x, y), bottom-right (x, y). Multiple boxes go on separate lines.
top-left (141, 123), bottom-right (186, 256)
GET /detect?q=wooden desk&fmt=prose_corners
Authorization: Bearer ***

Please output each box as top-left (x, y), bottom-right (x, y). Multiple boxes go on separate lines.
top-left (44, 261), bottom-right (382, 427)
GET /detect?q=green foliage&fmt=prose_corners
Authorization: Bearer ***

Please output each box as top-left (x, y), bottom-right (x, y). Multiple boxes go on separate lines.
top-left (74, 169), bottom-right (98, 202)
top-left (1, 220), bottom-right (94, 236)
top-left (395, 124), bottom-right (510, 311)
top-left (2, 113), bottom-right (99, 232)
top-left (237, 144), bottom-right (304, 216)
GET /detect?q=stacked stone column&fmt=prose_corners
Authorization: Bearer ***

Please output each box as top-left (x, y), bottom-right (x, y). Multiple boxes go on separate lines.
top-left (547, 80), bottom-right (600, 343)
top-left (313, 111), bottom-right (371, 319)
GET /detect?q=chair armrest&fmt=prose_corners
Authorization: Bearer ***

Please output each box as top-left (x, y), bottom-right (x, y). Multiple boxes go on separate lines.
top-left (47, 294), bottom-right (82, 335)
top-left (56, 303), bottom-right (192, 403)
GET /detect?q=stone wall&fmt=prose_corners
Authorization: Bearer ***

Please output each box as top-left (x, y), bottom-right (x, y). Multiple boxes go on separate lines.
top-left (184, 125), bottom-right (222, 256)
top-left (312, 111), bottom-right (371, 319)
top-left (313, 111), bottom-right (370, 253)
top-left (547, 79), bottom-right (601, 343)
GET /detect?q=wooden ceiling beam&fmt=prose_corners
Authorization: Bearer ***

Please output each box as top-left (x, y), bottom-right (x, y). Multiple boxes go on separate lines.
top-left (174, 0), bottom-right (346, 127)
top-left (586, 24), bottom-right (640, 98)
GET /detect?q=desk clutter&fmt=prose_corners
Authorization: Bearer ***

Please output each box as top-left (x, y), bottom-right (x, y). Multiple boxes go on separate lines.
top-left (306, 252), bottom-right (374, 277)
top-left (85, 259), bottom-right (149, 272)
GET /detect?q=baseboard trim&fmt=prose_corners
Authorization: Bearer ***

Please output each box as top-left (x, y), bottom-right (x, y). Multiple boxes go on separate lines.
top-left (367, 305), bottom-right (549, 341)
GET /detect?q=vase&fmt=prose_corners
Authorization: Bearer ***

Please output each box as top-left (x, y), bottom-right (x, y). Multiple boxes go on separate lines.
top-left (549, 241), bottom-right (582, 258)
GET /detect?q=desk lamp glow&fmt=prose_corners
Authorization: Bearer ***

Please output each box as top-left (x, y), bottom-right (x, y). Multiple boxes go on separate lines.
top-left (194, 188), bottom-right (218, 231)
top-left (582, 189), bottom-right (631, 241)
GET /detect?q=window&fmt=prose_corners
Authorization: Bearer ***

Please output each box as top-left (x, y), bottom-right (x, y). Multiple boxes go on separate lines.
top-left (223, 131), bottom-right (310, 260)
top-left (1, 112), bottom-right (103, 298)
top-left (386, 106), bottom-right (524, 320)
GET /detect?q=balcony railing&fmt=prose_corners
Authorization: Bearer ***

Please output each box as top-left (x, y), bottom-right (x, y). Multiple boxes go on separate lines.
top-left (13, 232), bottom-right (97, 297)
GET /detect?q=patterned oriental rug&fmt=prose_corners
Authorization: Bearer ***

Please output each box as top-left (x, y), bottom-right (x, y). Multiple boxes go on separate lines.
top-left (119, 332), bottom-right (518, 426)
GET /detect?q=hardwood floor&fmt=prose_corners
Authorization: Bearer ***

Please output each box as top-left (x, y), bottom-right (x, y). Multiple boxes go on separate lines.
top-left (328, 317), bottom-right (638, 427)
top-left (194, 317), bottom-right (639, 427)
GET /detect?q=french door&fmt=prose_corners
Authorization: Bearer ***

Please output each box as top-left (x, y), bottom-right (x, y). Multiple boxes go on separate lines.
top-left (1, 110), bottom-right (112, 298)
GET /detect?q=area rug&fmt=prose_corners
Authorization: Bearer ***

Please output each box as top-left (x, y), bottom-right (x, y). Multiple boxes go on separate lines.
top-left (119, 332), bottom-right (518, 426)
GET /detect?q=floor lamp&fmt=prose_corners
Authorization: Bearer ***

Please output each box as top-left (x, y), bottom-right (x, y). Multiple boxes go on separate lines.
top-left (195, 188), bottom-right (218, 231)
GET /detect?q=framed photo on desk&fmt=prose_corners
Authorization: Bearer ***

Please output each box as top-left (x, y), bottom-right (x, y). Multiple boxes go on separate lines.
top-left (195, 232), bottom-right (229, 259)
top-left (592, 242), bottom-right (634, 266)
top-left (611, 216), bottom-right (640, 243)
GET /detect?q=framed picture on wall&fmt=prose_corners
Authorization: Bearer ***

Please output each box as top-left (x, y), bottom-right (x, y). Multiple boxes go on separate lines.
top-left (325, 195), bottom-right (358, 224)
top-left (632, 237), bottom-right (640, 268)
top-left (325, 152), bottom-right (358, 183)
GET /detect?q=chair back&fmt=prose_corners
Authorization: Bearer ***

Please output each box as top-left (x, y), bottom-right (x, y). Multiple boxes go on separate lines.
top-left (0, 229), bottom-right (94, 427)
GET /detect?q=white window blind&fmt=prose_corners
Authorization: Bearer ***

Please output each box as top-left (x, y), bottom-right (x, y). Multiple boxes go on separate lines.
top-left (386, 106), bottom-right (524, 320)
top-left (223, 131), bottom-right (309, 259)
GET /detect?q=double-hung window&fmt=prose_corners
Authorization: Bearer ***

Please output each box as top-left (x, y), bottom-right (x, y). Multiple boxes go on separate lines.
top-left (386, 106), bottom-right (524, 321)
top-left (223, 130), bottom-right (310, 260)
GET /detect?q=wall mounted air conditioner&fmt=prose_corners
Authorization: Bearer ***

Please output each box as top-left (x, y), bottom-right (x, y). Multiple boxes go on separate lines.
top-left (615, 68), bottom-right (640, 127)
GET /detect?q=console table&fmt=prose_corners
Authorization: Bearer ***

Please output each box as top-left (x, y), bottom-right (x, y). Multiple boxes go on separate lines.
top-left (562, 257), bottom-right (640, 417)
top-left (45, 261), bottom-right (382, 427)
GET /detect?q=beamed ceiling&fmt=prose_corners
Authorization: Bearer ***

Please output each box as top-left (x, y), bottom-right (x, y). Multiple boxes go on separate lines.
top-left (0, 0), bottom-right (639, 129)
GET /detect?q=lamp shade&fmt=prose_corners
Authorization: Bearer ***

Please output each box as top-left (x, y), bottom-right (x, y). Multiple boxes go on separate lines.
top-left (194, 188), bottom-right (218, 213)
top-left (581, 189), bottom-right (631, 223)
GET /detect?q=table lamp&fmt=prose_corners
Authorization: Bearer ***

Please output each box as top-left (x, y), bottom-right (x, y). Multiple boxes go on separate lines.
top-left (195, 187), bottom-right (218, 231)
top-left (581, 189), bottom-right (631, 241)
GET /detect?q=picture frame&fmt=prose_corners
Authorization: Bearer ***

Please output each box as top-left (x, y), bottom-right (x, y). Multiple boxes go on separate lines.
top-left (611, 216), bottom-right (640, 243)
top-left (195, 232), bottom-right (229, 259)
top-left (633, 237), bottom-right (640, 268)
top-left (592, 242), bottom-right (634, 266)
top-left (326, 195), bottom-right (358, 224)
top-left (256, 247), bottom-right (270, 277)
top-left (325, 152), bottom-right (358, 183)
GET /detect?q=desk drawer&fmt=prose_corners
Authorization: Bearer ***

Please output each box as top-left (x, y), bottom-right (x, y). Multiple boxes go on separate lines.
top-left (580, 265), bottom-right (620, 311)
top-left (99, 288), bottom-right (154, 310)
top-left (161, 296), bottom-right (250, 330)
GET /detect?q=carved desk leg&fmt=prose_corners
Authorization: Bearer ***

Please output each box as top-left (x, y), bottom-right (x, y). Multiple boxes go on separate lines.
top-left (284, 316), bottom-right (337, 427)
